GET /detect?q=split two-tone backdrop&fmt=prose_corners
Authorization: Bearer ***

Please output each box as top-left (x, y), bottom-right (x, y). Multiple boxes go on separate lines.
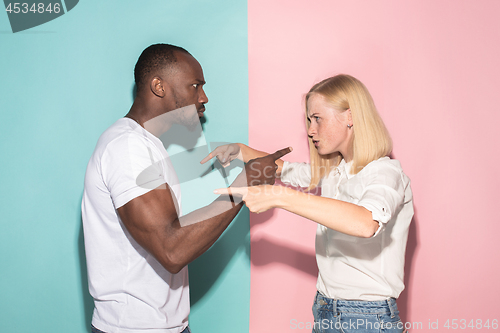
top-left (1, 1), bottom-right (499, 332)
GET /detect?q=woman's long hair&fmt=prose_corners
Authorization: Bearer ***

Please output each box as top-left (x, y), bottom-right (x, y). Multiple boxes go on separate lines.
top-left (306, 74), bottom-right (392, 190)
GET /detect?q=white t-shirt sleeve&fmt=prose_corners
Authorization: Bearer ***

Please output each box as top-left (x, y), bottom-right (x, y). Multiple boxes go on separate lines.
top-left (280, 161), bottom-right (312, 188)
top-left (101, 133), bottom-right (167, 209)
top-left (356, 163), bottom-right (407, 237)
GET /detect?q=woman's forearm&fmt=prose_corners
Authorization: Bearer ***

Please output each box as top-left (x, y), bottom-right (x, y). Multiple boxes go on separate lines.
top-left (276, 187), bottom-right (379, 238)
top-left (214, 184), bottom-right (378, 237)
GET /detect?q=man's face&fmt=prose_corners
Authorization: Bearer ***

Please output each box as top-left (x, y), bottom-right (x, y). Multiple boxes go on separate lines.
top-left (164, 52), bottom-right (208, 129)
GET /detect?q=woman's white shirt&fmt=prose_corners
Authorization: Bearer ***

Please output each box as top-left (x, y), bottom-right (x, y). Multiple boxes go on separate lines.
top-left (280, 157), bottom-right (413, 301)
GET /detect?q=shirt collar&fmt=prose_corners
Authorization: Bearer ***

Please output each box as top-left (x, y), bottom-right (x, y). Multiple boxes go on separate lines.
top-left (336, 159), bottom-right (354, 179)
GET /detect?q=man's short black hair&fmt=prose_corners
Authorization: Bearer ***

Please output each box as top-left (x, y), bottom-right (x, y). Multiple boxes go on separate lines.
top-left (134, 44), bottom-right (190, 91)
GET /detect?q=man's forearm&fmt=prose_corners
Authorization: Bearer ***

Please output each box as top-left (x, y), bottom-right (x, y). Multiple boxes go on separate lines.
top-left (167, 196), bottom-right (243, 272)
top-left (238, 143), bottom-right (286, 176)
top-left (123, 148), bottom-right (291, 274)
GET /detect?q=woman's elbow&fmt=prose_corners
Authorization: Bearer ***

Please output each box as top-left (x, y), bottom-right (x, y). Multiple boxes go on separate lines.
top-left (359, 220), bottom-right (380, 238)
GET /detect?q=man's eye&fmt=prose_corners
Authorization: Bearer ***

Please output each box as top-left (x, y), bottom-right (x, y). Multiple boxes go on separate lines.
top-left (192, 84), bottom-right (198, 88)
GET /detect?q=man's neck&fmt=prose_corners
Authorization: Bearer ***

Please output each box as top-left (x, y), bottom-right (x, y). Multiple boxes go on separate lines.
top-left (126, 98), bottom-right (173, 137)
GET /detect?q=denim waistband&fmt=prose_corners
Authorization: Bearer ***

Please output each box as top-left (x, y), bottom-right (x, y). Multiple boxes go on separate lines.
top-left (315, 291), bottom-right (398, 318)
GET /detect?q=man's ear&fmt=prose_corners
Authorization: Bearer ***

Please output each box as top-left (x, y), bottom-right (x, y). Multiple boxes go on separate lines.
top-left (150, 77), bottom-right (165, 97)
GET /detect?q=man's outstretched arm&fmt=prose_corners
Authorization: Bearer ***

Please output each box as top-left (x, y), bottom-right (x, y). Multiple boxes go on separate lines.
top-left (117, 184), bottom-right (242, 274)
top-left (117, 147), bottom-right (292, 274)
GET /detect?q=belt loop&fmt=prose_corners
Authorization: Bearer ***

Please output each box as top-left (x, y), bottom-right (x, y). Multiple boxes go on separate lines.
top-left (333, 299), bottom-right (338, 317)
top-left (387, 298), bottom-right (396, 318)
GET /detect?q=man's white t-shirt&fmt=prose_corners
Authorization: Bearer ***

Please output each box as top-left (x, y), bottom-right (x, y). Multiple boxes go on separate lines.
top-left (81, 118), bottom-right (189, 333)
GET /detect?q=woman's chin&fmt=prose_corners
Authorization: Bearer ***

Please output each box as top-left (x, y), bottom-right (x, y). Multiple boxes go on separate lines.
top-left (317, 149), bottom-right (339, 158)
top-left (316, 147), bottom-right (329, 155)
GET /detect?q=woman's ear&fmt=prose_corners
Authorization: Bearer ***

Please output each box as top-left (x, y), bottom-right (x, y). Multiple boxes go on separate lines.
top-left (150, 77), bottom-right (165, 98)
top-left (346, 108), bottom-right (353, 127)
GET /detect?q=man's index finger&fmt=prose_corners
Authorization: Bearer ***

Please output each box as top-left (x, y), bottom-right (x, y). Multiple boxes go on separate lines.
top-left (270, 146), bottom-right (293, 160)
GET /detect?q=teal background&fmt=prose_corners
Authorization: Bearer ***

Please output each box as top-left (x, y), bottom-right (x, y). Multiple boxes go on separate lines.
top-left (0, 1), bottom-right (249, 332)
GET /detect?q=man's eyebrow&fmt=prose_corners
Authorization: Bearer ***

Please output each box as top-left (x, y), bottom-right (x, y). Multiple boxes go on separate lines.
top-left (195, 79), bottom-right (206, 84)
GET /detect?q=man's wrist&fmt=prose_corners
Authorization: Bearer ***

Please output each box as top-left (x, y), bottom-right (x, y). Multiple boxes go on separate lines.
top-left (236, 143), bottom-right (248, 162)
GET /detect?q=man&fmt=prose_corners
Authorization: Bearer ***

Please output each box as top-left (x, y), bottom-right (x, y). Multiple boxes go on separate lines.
top-left (82, 44), bottom-right (290, 333)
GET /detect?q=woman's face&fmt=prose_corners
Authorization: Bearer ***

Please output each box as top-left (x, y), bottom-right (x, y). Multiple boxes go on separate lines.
top-left (306, 93), bottom-right (353, 159)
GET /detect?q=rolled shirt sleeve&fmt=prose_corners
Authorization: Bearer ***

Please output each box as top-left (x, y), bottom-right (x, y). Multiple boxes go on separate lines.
top-left (355, 161), bottom-right (408, 237)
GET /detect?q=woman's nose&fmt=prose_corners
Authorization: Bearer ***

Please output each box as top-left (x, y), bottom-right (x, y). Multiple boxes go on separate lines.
top-left (308, 125), bottom-right (316, 137)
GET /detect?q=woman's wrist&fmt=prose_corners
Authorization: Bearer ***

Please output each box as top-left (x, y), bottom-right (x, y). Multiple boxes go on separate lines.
top-left (274, 186), bottom-right (297, 210)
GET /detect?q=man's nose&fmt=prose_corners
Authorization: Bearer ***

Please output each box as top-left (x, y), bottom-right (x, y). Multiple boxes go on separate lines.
top-left (199, 88), bottom-right (208, 104)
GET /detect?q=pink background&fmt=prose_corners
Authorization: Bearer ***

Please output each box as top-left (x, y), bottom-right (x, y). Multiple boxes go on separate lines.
top-left (248, 0), bottom-right (500, 332)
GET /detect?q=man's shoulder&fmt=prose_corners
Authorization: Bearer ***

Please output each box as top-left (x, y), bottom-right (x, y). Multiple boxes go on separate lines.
top-left (94, 118), bottom-right (158, 156)
top-left (97, 118), bottom-right (137, 148)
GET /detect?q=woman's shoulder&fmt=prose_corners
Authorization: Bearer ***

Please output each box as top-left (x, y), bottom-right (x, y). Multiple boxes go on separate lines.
top-left (358, 156), bottom-right (410, 183)
top-left (365, 156), bottom-right (402, 170)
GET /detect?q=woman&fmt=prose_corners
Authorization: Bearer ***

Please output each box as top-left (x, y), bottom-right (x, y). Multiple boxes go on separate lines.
top-left (205, 74), bottom-right (413, 333)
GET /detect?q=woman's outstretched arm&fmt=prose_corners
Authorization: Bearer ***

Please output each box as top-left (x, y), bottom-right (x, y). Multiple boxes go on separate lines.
top-left (215, 185), bottom-right (379, 238)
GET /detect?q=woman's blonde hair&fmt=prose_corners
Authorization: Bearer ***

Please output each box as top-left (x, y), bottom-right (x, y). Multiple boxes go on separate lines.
top-left (306, 74), bottom-right (392, 190)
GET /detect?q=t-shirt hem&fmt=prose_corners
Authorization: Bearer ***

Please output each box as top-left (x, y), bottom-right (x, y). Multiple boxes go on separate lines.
top-left (113, 179), bottom-right (167, 209)
top-left (92, 319), bottom-right (189, 333)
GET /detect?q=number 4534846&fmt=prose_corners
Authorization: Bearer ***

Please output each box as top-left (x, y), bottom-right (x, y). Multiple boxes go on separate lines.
top-left (444, 319), bottom-right (498, 330)
top-left (5, 3), bottom-right (61, 14)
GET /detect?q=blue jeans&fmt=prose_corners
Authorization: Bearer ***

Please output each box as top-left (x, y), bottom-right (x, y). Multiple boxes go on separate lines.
top-left (91, 325), bottom-right (191, 333)
top-left (312, 292), bottom-right (404, 333)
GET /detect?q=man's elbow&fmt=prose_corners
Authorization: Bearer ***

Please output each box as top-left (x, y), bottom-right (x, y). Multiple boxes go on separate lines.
top-left (165, 263), bottom-right (185, 275)
top-left (159, 253), bottom-right (187, 275)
